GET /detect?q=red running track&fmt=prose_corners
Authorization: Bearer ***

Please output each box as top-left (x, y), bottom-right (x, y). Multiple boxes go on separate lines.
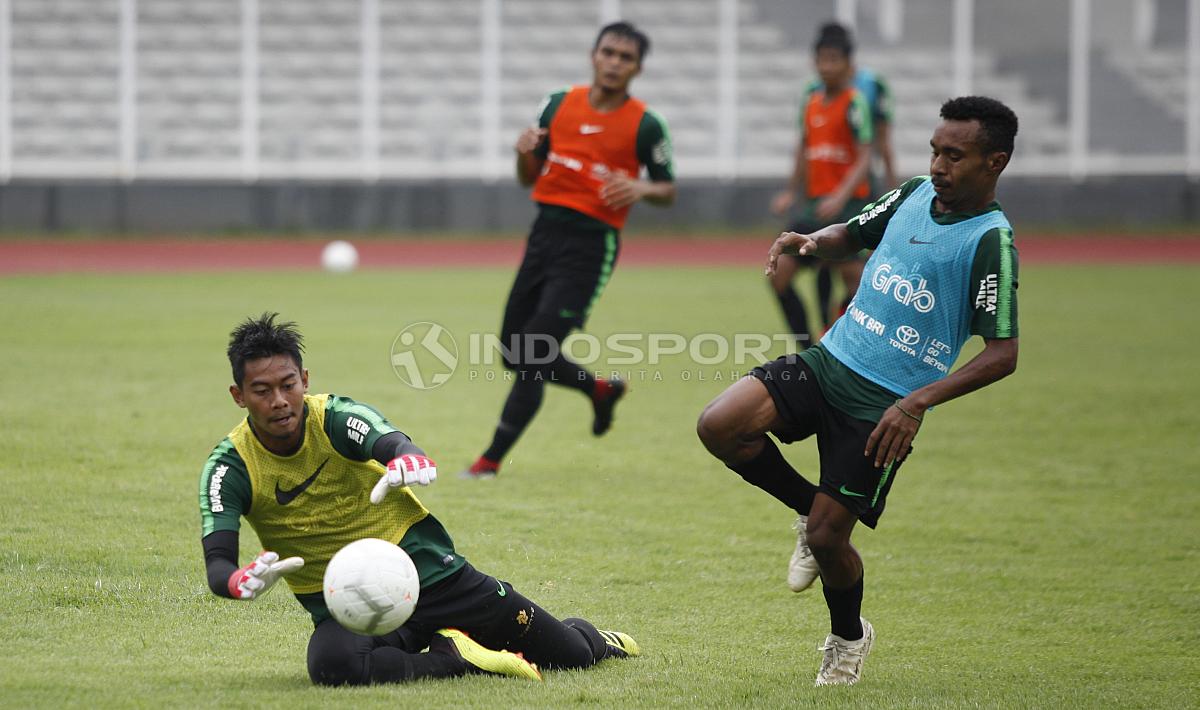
top-left (0, 236), bottom-right (1198, 274)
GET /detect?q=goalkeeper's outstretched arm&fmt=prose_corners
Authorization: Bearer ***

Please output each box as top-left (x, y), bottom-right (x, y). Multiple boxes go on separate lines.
top-left (203, 530), bottom-right (241, 599)
top-left (369, 431), bottom-right (438, 504)
top-left (371, 431), bottom-right (426, 464)
top-left (202, 531), bottom-right (303, 600)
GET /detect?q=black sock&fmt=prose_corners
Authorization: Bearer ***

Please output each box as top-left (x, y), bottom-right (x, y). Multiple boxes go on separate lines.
top-left (549, 355), bottom-right (595, 395)
top-left (817, 265), bottom-right (833, 331)
top-left (726, 437), bottom-right (817, 515)
top-left (822, 575), bottom-right (864, 641)
top-left (482, 374), bottom-right (545, 462)
top-left (775, 284), bottom-right (812, 343)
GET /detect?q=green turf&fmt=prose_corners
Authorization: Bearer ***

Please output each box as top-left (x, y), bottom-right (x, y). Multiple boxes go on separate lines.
top-left (0, 263), bottom-right (1197, 708)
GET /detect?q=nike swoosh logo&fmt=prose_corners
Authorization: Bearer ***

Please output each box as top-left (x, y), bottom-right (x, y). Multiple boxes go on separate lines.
top-left (559, 308), bottom-right (578, 319)
top-left (275, 458), bottom-right (329, 505)
top-left (496, 580), bottom-right (507, 597)
top-left (909, 236), bottom-right (934, 245)
top-left (839, 484), bottom-right (867, 498)
top-left (580, 124), bottom-right (604, 134)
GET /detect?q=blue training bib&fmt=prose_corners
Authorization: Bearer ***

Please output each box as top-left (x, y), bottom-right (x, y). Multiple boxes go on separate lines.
top-left (822, 179), bottom-right (1011, 396)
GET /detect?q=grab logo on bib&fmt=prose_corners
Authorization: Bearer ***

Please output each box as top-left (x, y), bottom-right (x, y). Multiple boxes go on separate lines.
top-left (871, 263), bottom-right (936, 313)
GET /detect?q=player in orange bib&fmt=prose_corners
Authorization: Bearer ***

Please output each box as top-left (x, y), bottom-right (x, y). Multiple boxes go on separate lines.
top-left (463, 21), bottom-right (675, 478)
top-left (770, 23), bottom-right (875, 347)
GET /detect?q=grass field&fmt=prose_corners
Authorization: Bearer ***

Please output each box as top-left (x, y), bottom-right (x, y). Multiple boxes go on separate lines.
top-left (1, 262), bottom-right (1197, 708)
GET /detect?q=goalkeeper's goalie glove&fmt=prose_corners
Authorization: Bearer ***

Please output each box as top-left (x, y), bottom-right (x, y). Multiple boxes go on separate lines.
top-left (227, 550), bottom-right (304, 600)
top-left (370, 454), bottom-right (437, 504)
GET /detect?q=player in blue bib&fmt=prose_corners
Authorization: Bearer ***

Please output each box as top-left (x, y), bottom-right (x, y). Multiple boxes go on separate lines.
top-left (698, 97), bottom-right (1020, 687)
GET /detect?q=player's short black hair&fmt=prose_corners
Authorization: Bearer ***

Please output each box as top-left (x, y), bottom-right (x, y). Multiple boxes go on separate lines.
top-left (814, 22), bottom-right (854, 57)
top-left (227, 312), bottom-right (304, 387)
top-left (940, 96), bottom-right (1019, 156)
top-left (595, 21), bottom-right (650, 63)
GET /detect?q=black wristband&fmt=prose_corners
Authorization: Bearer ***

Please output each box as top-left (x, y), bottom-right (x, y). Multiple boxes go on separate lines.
top-left (372, 430), bottom-right (424, 465)
top-left (202, 530), bottom-right (240, 598)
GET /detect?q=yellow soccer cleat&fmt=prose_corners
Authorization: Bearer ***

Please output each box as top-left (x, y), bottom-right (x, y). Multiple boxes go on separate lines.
top-left (434, 628), bottom-right (543, 681)
top-left (598, 629), bottom-right (641, 658)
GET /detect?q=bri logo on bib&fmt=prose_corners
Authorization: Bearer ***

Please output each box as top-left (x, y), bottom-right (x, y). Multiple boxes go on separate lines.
top-left (871, 263), bottom-right (936, 313)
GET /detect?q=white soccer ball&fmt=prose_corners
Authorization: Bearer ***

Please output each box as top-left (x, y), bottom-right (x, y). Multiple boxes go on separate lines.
top-left (321, 240), bottom-right (359, 273)
top-left (323, 538), bottom-right (419, 636)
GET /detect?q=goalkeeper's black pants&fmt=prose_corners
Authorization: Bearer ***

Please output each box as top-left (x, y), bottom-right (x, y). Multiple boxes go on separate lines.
top-left (307, 563), bottom-right (617, 686)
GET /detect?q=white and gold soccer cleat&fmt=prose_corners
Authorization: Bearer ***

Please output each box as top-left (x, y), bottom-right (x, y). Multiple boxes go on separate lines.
top-left (814, 618), bottom-right (874, 686)
top-left (788, 515), bottom-right (820, 592)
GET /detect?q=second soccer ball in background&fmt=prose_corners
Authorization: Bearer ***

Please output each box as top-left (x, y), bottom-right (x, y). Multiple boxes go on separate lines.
top-left (321, 240), bottom-right (359, 273)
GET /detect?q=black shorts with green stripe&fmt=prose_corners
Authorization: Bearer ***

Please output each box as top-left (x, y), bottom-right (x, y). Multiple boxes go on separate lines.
top-left (750, 355), bottom-right (909, 528)
top-left (500, 211), bottom-right (619, 358)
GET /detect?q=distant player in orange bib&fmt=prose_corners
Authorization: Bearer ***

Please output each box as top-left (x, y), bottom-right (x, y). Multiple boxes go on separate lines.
top-left (770, 23), bottom-right (877, 346)
top-left (463, 21), bottom-right (675, 479)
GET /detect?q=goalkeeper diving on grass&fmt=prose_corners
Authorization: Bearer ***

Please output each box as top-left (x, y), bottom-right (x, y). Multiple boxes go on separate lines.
top-left (198, 313), bottom-right (638, 686)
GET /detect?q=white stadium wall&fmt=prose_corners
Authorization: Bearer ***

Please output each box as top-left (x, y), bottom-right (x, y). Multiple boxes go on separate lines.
top-left (0, 0), bottom-right (1197, 231)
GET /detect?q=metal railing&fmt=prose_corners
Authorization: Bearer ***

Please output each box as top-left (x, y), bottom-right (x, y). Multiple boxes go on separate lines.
top-left (0, 0), bottom-right (1195, 182)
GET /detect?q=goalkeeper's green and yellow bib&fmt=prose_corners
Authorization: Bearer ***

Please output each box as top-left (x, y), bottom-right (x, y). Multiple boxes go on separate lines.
top-left (228, 393), bottom-right (428, 594)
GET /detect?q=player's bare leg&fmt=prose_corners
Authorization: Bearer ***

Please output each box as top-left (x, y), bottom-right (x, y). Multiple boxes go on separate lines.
top-left (769, 252), bottom-right (798, 294)
top-left (696, 375), bottom-right (783, 465)
top-left (768, 254), bottom-right (815, 346)
top-left (807, 492), bottom-right (873, 686)
top-left (698, 376), bottom-right (821, 591)
top-left (806, 493), bottom-right (862, 587)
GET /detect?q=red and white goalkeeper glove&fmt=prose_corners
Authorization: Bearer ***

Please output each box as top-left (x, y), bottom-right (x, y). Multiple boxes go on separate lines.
top-left (370, 454), bottom-right (437, 504)
top-left (227, 550), bottom-right (304, 600)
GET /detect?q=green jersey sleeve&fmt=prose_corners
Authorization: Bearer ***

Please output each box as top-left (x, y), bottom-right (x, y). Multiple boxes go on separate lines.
top-left (199, 439), bottom-right (251, 537)
top-left (847, 90), bottom-right (873, 145)
top-left (969, 227), bottom-right (1019, 338)
top-left (636, 108), bottom-right (674, 182)
top-left (323, 395), bottom-right (402, 462)
top-left (533, 88), bottom-right (569, 160)
top-left (846, 175), bottom-right (928, 248)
